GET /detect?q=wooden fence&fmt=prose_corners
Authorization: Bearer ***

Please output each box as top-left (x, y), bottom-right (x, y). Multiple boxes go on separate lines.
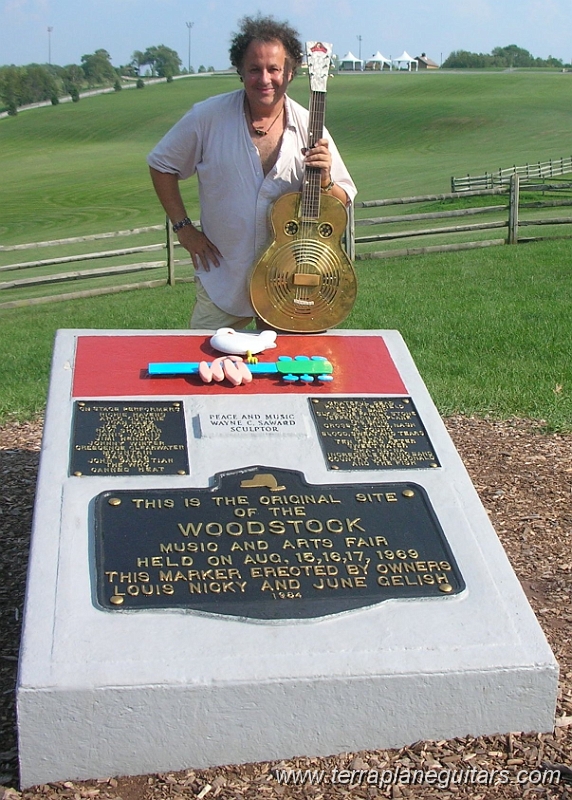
top-left (0, 221), bottom-right (192, 309)
top-left (451, 156), bottom-right (572, 192)
top-left (350, 175), bottom-right (572, 261)
top-left (2, 176), bottom-right (572, 308)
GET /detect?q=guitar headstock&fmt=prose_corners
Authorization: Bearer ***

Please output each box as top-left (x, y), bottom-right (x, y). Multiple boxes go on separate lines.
top-left (306, 41), bottom-right (332, 93)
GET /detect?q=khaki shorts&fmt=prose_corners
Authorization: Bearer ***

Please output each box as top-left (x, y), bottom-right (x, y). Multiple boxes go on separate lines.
top-left (190, 277), bottom-right (254, 330)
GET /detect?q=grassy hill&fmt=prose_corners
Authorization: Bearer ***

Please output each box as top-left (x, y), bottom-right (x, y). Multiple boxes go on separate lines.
top-left (2, 71), bottom-right (572, 244)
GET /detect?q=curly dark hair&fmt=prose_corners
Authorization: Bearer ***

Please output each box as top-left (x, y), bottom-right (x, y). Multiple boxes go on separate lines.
top-left (229, 14), bottom-right (303, 75)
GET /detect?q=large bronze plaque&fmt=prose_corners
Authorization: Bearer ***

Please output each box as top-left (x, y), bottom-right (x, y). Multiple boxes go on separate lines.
top-left (310, 397), bottom-right (440, 470)
top-left (70, 401), bottom-right (188, 476)
top-left (94, 466), bottom-right (464, 619)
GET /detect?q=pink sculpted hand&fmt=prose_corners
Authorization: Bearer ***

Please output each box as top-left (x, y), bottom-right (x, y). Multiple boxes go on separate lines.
top-left (198, 356), bottom-right (253, 386)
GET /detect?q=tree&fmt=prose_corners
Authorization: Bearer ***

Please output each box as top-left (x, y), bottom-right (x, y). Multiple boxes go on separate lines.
top-left (0, 65), bottom-right (23, 111)
top-left (19, 65), bottom-right (58, 104)
top-left (442, 50), bottom-right (488, 69)
top-left (130, 50), bottom-right (146, 75)
top-left (442, 45), bottom-right (564, 70)
top-left (62, 64), bottom-right (84, 96)
top-left (491, 45), bottom-right (534, 68)
top-left (545, 55), bottom-right (565, 68)
top-left (81, 49), bottom-right (117, 86)
top-left (137, 45), bottom-right (182, 78)
top-left (0, 64), bottom-right (59, 108)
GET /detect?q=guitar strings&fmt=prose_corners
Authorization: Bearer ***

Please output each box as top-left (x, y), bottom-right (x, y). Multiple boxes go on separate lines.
top-left (297, 90), bottom-right (326, 308)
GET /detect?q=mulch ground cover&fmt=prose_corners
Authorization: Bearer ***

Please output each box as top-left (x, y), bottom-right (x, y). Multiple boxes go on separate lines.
top-left (1, 416), bottom-right (571, 799)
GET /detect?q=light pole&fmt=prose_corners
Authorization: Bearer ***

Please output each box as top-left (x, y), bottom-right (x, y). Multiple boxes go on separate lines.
top-left (47, 26), bottom-right (53, 65)
top-left (186, 22), bottom-right (194, 72)
top-left (357, 34), bottom-right (362, 61)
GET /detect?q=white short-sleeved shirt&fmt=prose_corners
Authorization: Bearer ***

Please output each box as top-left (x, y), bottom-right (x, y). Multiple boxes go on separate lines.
top-left (147, 88), bottom-right (357, 318)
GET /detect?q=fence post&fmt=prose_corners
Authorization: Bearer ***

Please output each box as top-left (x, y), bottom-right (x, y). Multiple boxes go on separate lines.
top-left (508, 173), bottom-right (519, 244)
top-left (166, 216), bottom-right (175, 286)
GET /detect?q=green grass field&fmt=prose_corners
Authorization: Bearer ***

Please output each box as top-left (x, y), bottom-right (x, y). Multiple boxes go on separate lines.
top-left (0, 71), bottom-right (571, 428)
top-left (2, 71), bottom-right (572, 241)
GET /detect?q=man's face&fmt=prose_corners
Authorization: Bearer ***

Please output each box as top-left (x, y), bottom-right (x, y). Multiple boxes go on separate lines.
top-left (240, 39), bottom-right (293, 113)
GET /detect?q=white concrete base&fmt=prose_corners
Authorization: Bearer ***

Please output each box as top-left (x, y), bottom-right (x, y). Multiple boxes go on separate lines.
top-left (17, 330), bottom-right (558, 788)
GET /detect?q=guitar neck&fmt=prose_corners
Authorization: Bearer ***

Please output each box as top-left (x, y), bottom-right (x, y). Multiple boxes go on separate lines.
top-left (300, 90), bottom-right (327, 221)
top-left (308, 89), bottom-right (326, 147)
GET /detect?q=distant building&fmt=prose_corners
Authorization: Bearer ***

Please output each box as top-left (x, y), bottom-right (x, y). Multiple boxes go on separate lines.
top-left (416, 53), bottom-right (439, 69)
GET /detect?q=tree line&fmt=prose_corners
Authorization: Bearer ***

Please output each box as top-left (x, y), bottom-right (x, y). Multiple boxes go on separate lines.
top-left (0, 45), bottom-right (215, 115)
top-left (442, 44), bottom-right (568, 70)
top-left (3, 43), bottom-right (566, 115)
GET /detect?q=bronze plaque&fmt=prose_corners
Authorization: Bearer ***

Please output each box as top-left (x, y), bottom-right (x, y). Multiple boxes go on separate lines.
top-left (310, 397), bottom-right (440, 470)
top-left (70, 401), bottom-right (188, 476)
top-left (94, 466), bottom-right (464, 619)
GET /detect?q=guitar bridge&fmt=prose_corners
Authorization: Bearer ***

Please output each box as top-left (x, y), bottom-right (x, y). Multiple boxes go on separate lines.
top-left (292, 273), bottom-right (321, 287)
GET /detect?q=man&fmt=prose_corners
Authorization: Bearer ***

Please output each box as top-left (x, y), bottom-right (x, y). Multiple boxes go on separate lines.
top-left (148, 14), bottom-right (356, 329)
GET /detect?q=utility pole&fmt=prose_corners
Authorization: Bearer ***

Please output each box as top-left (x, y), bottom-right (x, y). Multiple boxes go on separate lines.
top-left (186, 22), bottom-right (194, 72)
top-left (47, 26), bottom-right (53, 65)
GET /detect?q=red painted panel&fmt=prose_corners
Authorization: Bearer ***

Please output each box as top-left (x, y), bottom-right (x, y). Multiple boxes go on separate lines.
top-left (72, 334), bottom-right (407, 397)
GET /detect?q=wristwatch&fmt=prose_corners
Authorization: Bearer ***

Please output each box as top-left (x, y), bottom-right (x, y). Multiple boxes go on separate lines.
top-left (173, 216), bottom-right (192, 232)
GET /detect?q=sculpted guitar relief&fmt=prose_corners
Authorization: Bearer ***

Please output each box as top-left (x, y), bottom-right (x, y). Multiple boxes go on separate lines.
top-left (249, 42), bottom-right (357, 333)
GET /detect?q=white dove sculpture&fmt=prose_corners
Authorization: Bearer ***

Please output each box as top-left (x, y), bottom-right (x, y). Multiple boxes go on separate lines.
top-left (209, 327), bottom-right (278, 356)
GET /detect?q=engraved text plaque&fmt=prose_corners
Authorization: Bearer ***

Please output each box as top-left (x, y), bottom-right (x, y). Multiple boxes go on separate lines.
top-left (71, 400), bottom-right (188, 476)
top-left (310, 397), bottom-right (440, 470)
top-left (95, 466), bottom-right (464, 618)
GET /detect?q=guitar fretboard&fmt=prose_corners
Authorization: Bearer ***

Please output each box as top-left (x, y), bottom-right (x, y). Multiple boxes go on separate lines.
top-left (300, 91), bottom-right (327, 221)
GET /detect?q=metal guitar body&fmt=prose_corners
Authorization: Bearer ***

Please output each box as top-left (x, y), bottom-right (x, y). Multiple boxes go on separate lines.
top-left (250, 191), bottom-right (356, 332)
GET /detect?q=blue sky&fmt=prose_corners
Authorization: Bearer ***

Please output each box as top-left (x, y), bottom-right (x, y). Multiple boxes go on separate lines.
top-left (1, 0), bottom-right (571, 69)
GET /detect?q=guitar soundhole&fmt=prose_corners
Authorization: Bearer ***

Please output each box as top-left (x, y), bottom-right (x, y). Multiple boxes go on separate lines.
top-left (284, 220), bottom-right (299, 236)
top-left (318, 223), bottom-right (333, 238)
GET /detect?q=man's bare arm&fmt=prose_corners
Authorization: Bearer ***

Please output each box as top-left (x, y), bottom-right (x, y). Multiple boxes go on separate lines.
top-left (149, 167), bottom-right (221, 271)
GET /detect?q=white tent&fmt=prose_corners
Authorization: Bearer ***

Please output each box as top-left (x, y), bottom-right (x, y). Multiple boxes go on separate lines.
top-left (365, 51), bottom-right (392, 70)
top-left (392, 51), bottom-right (418, 71)
top-left (339, 51), bottom-right (363, 71)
